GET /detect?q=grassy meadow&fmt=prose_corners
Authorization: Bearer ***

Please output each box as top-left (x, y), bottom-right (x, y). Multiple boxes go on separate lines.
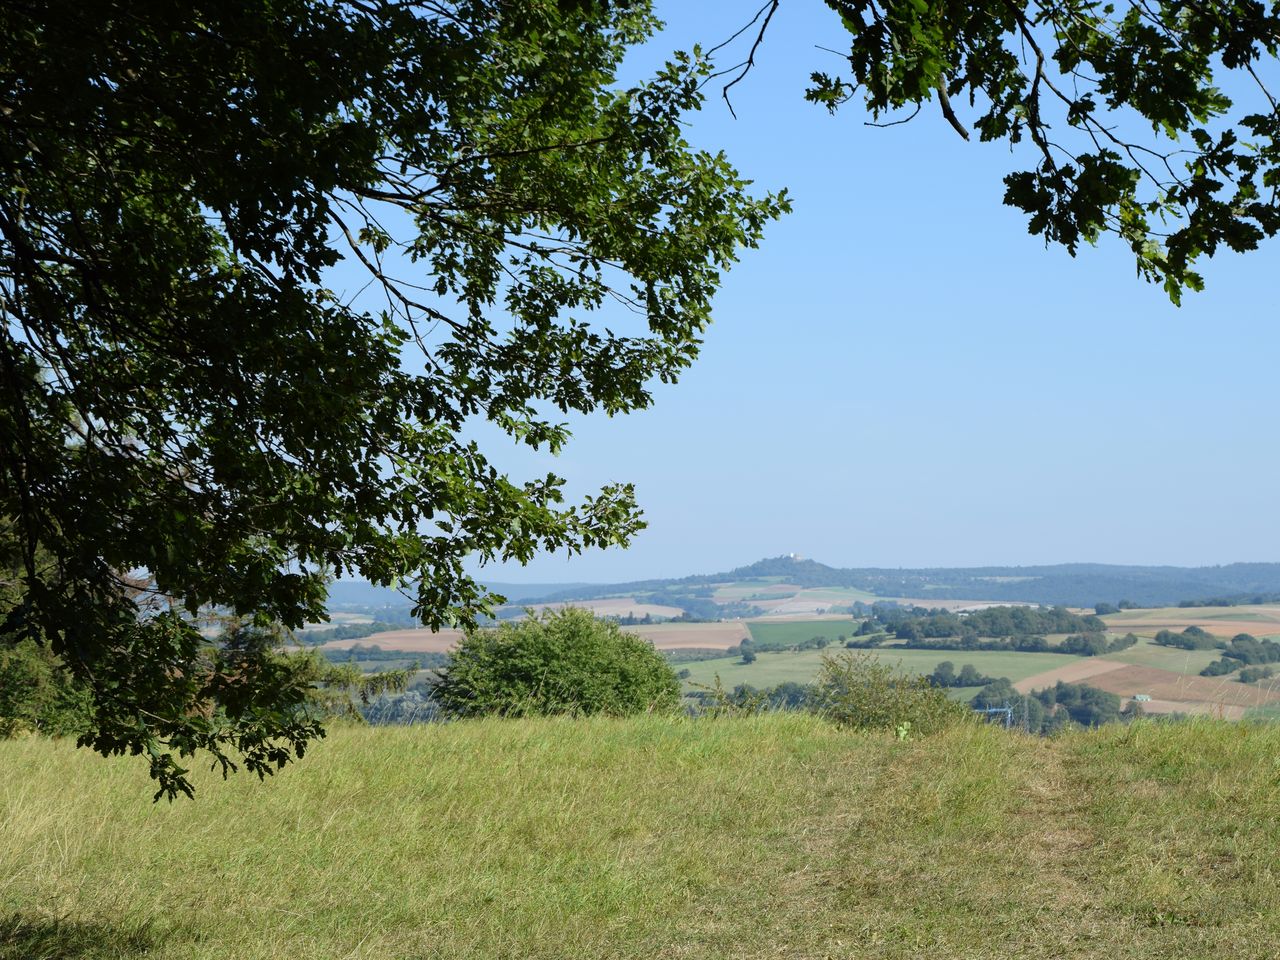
top-left (4, 717), bottom-right (1280, 959)
top-left (1100, 636), bottom-right (1222, 674)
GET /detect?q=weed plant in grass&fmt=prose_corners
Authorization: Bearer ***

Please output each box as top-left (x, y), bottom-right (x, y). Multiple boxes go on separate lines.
top-left (4, 717), bottom-right (1280, 959)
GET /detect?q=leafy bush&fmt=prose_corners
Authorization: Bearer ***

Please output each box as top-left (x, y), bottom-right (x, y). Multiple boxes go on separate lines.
top-left (811, 652), bottom-right (969, 735)
top-left (0, 639), bottom-right (93, 738)
top-left (433, 608), bottom-right (680, 718)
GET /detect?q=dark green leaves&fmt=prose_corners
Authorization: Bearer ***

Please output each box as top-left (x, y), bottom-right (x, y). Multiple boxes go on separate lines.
top-left (814, 0), bottom-right (1280, 300)
top-left (0, 0), bottom-right (783, 795)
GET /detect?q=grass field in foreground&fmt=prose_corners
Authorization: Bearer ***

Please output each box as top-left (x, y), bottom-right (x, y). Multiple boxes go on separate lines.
top-left (681, 647), bottom-right (1082, 690)
top-left (4, 718), bottom-right (1280, 959)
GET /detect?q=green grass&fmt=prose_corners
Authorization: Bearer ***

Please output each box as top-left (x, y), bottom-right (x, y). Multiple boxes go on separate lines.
top-left (682, 647), bottom-right (1081, 690)
top-left (746, 618), bottom-right (855, 648)
top-left (1101, 638), bottom-right (1222, 674)
top-left (4, 718), bottom-right (1280, 958)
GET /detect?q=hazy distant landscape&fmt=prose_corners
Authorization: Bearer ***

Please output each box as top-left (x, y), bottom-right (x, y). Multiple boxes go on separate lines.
top-left (302, 555), bottom-right (1280, 726)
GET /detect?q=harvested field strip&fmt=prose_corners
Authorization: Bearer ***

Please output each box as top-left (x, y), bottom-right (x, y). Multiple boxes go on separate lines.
top-left (622, 621), bottom-right (749, 649)
top-left (1013, 658), bottom-right (1129, 693)
top-left (1085, 664), bottom-right (1280, 708)
top-left (321, 627), bottom-right (462, 653)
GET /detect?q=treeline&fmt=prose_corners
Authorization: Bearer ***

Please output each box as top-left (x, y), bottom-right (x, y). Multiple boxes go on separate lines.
top-left (730, 633), bottom-right (846, 657)
top-left (298, 621), bottom-right (403, 645)
top-left (863, 603), bottom-right (1105, 642)
top-left (691, 674), bottom-right (1141, 735)
top-left (927, 662), bottom-right (998, 687)
top-left (319, 645), bottom-right (449, 670)
top-left (888, 631), bottom-right (1138, 656)
top-left (1200, 633), bottom-right (1280, 677)
top-left (1153, 627), bottom-right (1221, 650)
top-left (972, 678), bottom-right (1138, 732)
top-left (1178, 592), bottom-right (1280, 607)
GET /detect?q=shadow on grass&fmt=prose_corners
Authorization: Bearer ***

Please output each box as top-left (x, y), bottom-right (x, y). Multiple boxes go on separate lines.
top-left (0, 913), bottom-right (157, 960)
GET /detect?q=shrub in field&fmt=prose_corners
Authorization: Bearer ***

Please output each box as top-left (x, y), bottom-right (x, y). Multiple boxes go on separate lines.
top-left (811, 652), bottom-right (969, 735)
top-left (434, 608), bottom-right (680, 718)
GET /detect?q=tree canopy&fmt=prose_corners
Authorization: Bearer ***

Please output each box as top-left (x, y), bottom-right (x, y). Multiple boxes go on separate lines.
top-left (736, 0), bottom-right (1280, 301)
top-left (0, 0), bottom-right (784, 796)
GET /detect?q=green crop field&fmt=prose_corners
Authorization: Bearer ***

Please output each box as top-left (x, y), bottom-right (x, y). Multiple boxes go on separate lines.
top-left (3, 718), bottom-right (1280, 959)
top-left (745, 619), bottom-right (856, 649)
top-left (682, 647), bottom-right (1081, 690)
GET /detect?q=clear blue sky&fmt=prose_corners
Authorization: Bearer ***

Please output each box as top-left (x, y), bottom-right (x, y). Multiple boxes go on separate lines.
top-left (428, 3), bottom-right (1280, 582)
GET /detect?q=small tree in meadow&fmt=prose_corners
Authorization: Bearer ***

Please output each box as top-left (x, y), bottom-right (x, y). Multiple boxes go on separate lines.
top-left (434, 608), bottom-right (680, 718)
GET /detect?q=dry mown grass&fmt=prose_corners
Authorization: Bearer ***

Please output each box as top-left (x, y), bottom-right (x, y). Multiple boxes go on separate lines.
top-left (3, 717), bottom-right (1279, 959)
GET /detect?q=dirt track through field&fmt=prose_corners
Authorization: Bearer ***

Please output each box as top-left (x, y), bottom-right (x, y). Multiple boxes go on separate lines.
top-left (1013, 659), bottom-right (1129, 693)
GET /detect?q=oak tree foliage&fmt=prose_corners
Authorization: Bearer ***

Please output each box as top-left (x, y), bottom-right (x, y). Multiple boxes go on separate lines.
top-left (0, 0), bottom-right (785, 796)
top-left (735, 0), bottom-right (1280, 301)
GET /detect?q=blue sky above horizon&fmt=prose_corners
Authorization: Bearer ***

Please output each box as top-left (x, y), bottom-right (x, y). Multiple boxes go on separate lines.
top-left (366, 2), bottom-right (1280, 584)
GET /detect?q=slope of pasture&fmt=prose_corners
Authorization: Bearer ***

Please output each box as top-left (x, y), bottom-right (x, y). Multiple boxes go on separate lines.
top-left (711, 580), bottom-right (800, 601)
top-left (681, 647), bottom-right (1081, 691)
top-left (1103, 605), bottom-right (1280, 639)
top-left (6, 719), bottom-right (1280, 959)
top-left (752, 586), bottom-right (875, 616)
top-left (1099, 637), bottom-right (1222, 674)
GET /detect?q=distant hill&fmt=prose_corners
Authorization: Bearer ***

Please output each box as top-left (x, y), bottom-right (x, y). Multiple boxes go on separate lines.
top-left (326, 579), bottom-right (596, 611)
top-left (525, 555), bottom-right (1280, 609)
